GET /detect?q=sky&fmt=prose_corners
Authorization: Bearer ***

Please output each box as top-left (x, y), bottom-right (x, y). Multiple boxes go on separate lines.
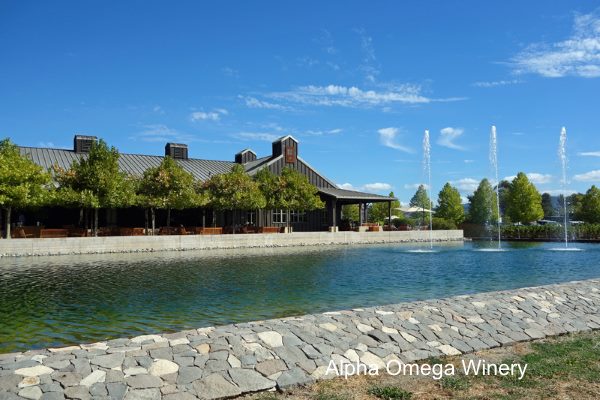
top-left (2, 1), bottom-right (600, 205)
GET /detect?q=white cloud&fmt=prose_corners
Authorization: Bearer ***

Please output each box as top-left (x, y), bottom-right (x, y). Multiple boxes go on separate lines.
top-left (578, 151), bottom-right (600, 157)
top-left (511, 10), bottom-right (600, 78)
top-left (152, 105), bottom-right (165, 114)
top-left (222, 67), bottom-right (239, 77)
top-left (378, 127), bottom-right (413, 153)
top-left (356, 28), bottom-right (380, 82)
top-left (234, 132), bottom-right (280, 142)
top-left (304, 128), bottom-right (342, 136)
top-left (242, 96), bottom-right (292, 111)
top-left (37, 141), bottom-right (56, 148)
top-left (472, 79), bottom-right (523, 88)
top-left (503, 172), bottom-right (553, 184)
top-left (450, 178), bottom-right (479, 193)
top-left (337, 182), bottom-right (393, 194)
top-left (464, 159), bottom-right (474, 164)
top-left (190, 109), bottom-right (228, 122)
top-left (573, 170), bottom-right (600, 182)
top-left (437, 127), bottom-right (465, 150)
top-left (265, 84), bottom-right (462, 108)
top-left (132, 124), bottom-right (196, 143)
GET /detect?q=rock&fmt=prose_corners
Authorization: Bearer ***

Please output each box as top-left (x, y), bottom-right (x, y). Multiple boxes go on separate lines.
top-left (400, 332), bottom-right (417, 343)
top-left (148, 359), bottom-right (178, 376)
top-left (106, 382), bottom-right (127, 400)
top-left (90, 354), bottom-right (124, 369)
top-left (15, 365), bottom-right (54, 377)
top-left (64, 386), bottom-right (90, 400)
top-left (356, 323), bottom-right (374, 333)
top-left (53, 372), bottom-right (82, 387)
top-left (381, 326), bottom-right (399, 335)
top-left (163, 393), bottom-right (198, 400)
top-left (49, 346), bottom-right (80, 353)
top-left (18, 376), bottom-right (40, 388)
top-left (124, 389), bottom-right (161, 400)
top-left (437, 344), bottom-right (461, 356)
top-left (257, 331), bottom-right (283, 348)
top-left (18, 386), bottom-right (43, 400)
top-left (276, 367), bottom-right (314, 390)
top-left (192, 373), bottom-right (241, 400)
top-left (195, 344), bottom-right (210, 354)
top-left (319, 323), bottom-right (337, 332)
top-left (168, 338), bottom-right (189, 346)
top-left (176, 367), bottom-right (203, 385)
top-left (80, 370), bottom-right (106, 387)
top-left (227, 354), bottom-right (241, 368)
top-left (124, 367), bottom-right (148, 377)
top-left (89, 383), bottom-right (107, 397)
top-left (39, 392), bottom-right (64, 400)
top-left (125, 375), bottom-right (162, 389)
top-left (255, 359), bottom-right (287, 377)
top-left (228, 368), bottom-right (275, 392)
top-left (130, 335), bottom-right (165, 344)
top-left (359, 352), bottom-right (386, 370)
top-left (343, 349), bottom-right (360, 363)
top-left (105, 370), bottom-right (125, 383)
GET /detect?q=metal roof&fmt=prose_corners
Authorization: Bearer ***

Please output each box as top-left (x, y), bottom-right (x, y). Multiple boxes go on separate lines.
top-left (18, 146), bottom-right (236, 181)
top-left (318, 187), bottom-right (397, 202)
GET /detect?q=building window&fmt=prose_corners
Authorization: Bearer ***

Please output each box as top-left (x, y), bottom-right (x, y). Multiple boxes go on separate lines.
top-left (290, 210), bottom-right (306, 223)
top-left (320, 210), bottom-right (328, 226)
top-left (246, 211), bottom-right (256, 225)
top-left (272, 209), bottom-right (287, 224)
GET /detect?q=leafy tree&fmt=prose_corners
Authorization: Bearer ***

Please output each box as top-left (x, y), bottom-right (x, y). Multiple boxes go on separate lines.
top-left (137, 156), bottom-right (205, 233)
top-left (342, 204), bottom-right (359, 222)
top-left (205, 164), bottom-right (266, 228)
top-left (368, 192), bottom-right (401, 224)
top-left (410, 184), bottom-right (431, 226)
top-left (54, 139), bottom-right (135, 236)
top-left (278, 167), bottom-right (325, 228)
top-left (566, 193), bottom-right (584, 220)
top-left (579, 186), bottom-right (600, 224)
top-left (436, 183), bottom-right (464, 225)
top-left (505, 172), bottom-right (544, 224)
top-left (467, 178), bottom-right (499, 225)
top-left (254, 168), bottom-right (282, 211)
top-left (0, 139), bottom-right (52, 239)
top-left (541, 193), bottom-right (556, 219)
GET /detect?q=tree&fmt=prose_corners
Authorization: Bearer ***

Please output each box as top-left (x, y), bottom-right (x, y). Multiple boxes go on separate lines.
top-left (579, 186), bottom-right (600, 224)
top-left (368, 192), bottom-right (401, 224)
top-left (205, 164), bottom-right (266, 228)
top-left (410, 184), bottom-right (431, 226)
top-left (541, 193), bottom-right (556, 219)
top-left (342, 204), bottom-right (359, 222)
top-left (566, 193), bottom-right (584, 220)
top-left (467, 178), bottom-right (499, 225)
top-left (54, 139), bottom-right (135, 236)
top-left (137, 156), bottom-right (205, 233)
top-left (505, 172), bottom-right (544, 224)
top-left (278, 167), bottom-right (325, 228)
top-left (0, 139), bottom-right (52, 239)
top-left (436, 183), bottom-right (465, 225)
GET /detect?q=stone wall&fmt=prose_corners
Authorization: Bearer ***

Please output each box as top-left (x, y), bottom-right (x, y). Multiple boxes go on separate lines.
top-left (0, 230), bottom-right (463, 257)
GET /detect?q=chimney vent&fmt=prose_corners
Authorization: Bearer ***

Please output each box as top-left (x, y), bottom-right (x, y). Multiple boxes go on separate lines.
top-left (165, 143), bottom-right (189, 160)
top-left (235, 149), bottom-right (257, 164)
top-left (74, 135), bottom-right (98, 153)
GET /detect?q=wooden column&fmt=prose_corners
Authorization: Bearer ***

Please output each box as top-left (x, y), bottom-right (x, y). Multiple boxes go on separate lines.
top-left (388, 201), bottom-right (392, 229)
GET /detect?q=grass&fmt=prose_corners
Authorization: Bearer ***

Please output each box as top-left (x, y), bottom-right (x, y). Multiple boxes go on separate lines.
top-left (243, 330), bottom-right (600, 400)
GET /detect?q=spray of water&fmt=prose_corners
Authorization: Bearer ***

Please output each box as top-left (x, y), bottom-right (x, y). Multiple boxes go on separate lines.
top-left (559, 127), bottom-right (569, 248)
top-left (489, 126), bottom-right (502, 249)
top-left (423, 130), bottom-right (433, 249)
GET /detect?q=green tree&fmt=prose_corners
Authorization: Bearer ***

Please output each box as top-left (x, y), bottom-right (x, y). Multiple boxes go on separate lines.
top-left (342, 204), bottom-right (359, 223)
top-left (436, 183), bottom-right (465, 225)
top-left (505, 172), bottom-right (544, 224)
top-left (0, 139), bottom-right (52, 239)
top-left (205, 164), bottom-right (266, 229)
top-left (410, 184), bottom-right (431, 226)
top-left (137, 156), bottom-right (205, 233)
top-left (566, 193), bottom-right (584, 220)
top-left (368, 192), bottom-right (401, 224)
top-left (54, 139), bottom-right (135, 236)
top-left (541, 193), bottom-right (555, 219)
top-left (579, 186), bottom-right (600, 223)
top-left (278, 167), bottom-right (325, 228)
top-left (467, 178), bottom-right (499, 225)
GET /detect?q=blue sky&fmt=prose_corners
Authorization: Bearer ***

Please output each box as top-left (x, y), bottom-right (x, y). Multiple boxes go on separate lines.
top-left (2, 1), bottom-right (600, 204)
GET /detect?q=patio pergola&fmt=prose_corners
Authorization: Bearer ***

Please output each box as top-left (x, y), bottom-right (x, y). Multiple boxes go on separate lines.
top-left (317, 187), bottom-right (397, 227)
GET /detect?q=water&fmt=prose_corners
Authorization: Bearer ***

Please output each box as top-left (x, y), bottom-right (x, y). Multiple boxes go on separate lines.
top-left (490, 126), bottom-right (502, 249)
top-left (423, 130), bottom-right (433, 249)
top-left (2, 242), bottom-right (600, 353)
top-left (558, 127), bottom-right (572, 249)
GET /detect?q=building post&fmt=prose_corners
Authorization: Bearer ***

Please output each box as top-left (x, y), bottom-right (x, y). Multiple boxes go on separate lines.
top-left (388, 201), bottom-right (392, 230)
top-left (358, 203), bottom-right (363, 225)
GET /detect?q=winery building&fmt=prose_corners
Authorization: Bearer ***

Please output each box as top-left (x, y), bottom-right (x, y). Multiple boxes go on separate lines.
top-left (16, 134), bottom-right (396, 232)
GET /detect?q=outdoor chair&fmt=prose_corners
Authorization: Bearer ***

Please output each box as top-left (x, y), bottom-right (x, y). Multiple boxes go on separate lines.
top-left (40, 229), bottom-right (69, 238)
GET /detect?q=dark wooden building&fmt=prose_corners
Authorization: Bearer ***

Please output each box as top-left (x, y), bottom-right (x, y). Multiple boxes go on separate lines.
top-left (16, 135), bottom-right (396, 232)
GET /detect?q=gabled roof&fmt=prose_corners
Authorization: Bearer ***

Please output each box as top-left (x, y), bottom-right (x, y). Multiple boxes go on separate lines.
top-left (18, 146), bottom-right (235, 181)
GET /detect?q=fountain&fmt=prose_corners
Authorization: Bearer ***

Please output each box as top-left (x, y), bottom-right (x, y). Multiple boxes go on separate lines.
top-left (423, 129), bottom-right (434, 249)
top-left (490, 126), bottom-right (502, 250)
top-left (551, 127), bottom-right (581, 251)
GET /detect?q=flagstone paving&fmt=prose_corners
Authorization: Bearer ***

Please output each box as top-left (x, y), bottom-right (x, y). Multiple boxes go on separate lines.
top-left (1, 279), bottom-right (599, 400)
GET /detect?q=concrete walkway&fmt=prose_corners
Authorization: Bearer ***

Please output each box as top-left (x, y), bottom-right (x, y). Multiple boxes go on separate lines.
top-left (1, 279), bottom-right (599, 400)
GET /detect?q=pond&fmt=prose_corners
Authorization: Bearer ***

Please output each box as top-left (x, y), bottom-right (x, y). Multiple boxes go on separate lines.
top-left (1, 241), bottom-right (599, 353)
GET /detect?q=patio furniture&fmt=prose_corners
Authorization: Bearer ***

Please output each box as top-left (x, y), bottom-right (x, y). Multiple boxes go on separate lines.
top-left (40, 229), bottom-right (69, 238)
top-left (159, 226), bottom-right (178, 235)
top-left (195, 227), bottom-right (223, 235)
top-left (258, 226), bottom-right (280, 234)
top-left (68, 228), bottom-right (88, 237)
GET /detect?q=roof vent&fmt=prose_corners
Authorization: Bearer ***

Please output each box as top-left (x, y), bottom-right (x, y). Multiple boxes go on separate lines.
top-left (165, 143), bottom-right (188, 160)
top-left (235, 149), bottom-right (257, 164)
top-left (74, 135), bottom-right (98, 153)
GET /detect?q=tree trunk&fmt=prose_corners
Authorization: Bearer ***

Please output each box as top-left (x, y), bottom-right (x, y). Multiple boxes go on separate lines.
top-left (94, 208), bottom-right (99, 237)
top-left (151, 208), bottom-right (156, 235)
top-left (5, 207), bottom-right (11, 239)
top-left (144, 209), bottom-right (149, 235)
top-left (167, 208), bottom-right (171, 227)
